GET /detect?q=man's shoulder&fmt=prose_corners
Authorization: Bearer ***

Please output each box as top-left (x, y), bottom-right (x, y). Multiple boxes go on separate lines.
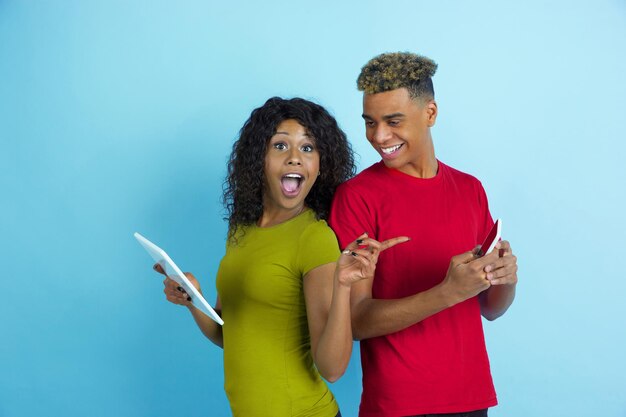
top-left (338, 161), bottom-right (386, 191)
top-left (441, 161), bottom-right (483, 187)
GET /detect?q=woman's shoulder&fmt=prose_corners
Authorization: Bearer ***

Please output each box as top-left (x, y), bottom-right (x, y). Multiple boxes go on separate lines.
top-left (297, 212), bottom-right (340, 273)
top-left (299, 211), bottom-right (335, 241)
top-left (293, 211), bottom-right (337, 251)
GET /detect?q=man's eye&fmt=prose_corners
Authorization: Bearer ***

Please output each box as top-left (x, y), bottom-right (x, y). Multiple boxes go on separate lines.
top-left (365, 121), bottom-right (375, 128)
top-left (388, 120), bottom-right (399, 126)
top-left (273, 143), bottom-right (287, 150)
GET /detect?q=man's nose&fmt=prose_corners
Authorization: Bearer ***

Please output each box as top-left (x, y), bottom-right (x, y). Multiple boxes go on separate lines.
top-left (371, 124), bottom-right (392, 144)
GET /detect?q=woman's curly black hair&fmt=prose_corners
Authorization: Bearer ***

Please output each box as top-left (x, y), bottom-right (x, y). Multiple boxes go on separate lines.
top-left (223, 97), bottom-right (355, 243)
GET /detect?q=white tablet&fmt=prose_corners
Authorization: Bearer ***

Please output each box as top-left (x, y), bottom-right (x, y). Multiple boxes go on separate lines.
top-left (134, 232), bottom-right (224, 325)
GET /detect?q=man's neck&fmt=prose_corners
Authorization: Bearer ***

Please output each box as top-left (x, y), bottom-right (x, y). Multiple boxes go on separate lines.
top-left (397, 155), bottom-right (438, 178)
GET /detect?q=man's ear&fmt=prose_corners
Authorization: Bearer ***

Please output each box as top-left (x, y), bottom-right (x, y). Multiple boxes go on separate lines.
top-left (426, 100), bottom-right (438, 127)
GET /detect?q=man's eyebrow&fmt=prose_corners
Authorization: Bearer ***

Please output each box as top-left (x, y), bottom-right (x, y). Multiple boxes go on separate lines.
top-left (382, 113), bottom-right (405, 120)
top-left (361, 113), bottom-right (406, 120)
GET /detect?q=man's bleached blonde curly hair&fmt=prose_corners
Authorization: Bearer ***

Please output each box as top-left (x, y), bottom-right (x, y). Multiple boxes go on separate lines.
top-left (357, 52), bottom-right (437, 102)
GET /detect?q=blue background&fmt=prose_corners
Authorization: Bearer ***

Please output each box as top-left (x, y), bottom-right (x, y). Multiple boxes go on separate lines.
top-left (1, 1), bottom-right (625, 416)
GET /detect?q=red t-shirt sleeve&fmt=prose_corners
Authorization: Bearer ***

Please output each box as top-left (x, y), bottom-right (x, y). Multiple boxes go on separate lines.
top-left (475, 179), bottom-right (495, 242)
top-left (329, 182), bottom-right (374, 250)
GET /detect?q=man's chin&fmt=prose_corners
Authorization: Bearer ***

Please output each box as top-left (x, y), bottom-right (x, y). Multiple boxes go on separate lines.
top-left (381, 159), bottom-right (403, 170)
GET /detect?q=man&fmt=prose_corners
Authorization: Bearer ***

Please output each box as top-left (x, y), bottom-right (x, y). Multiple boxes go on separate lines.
top-left (329, 52), bottom-right (518, 417)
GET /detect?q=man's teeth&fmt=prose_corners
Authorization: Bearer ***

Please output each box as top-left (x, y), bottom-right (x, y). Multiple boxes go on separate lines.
top-left (381, 144), bottom-right (402, 155)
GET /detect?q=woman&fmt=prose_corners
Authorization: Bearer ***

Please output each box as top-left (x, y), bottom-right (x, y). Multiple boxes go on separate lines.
top-left (154, 97), bottom-right (407, 416)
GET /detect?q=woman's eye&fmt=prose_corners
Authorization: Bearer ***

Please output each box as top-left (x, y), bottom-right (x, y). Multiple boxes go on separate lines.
top-left (302, 144), bottom-right (314, 152)
top-left (273, 143), bottom-right (287, 150)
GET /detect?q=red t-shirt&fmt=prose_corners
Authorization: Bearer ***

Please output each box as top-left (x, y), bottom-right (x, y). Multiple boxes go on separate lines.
top-left (329, 161), bottom-right (497, 417)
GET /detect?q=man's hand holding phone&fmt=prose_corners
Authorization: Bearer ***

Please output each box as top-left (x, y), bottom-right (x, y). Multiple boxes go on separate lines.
top-left (476, 220), bottom-right (518, 286)
top-left (483, 240), bottom-right (518, 286)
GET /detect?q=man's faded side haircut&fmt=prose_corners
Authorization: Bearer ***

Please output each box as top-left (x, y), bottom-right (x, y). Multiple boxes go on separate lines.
top-left (357, 52), bottom-right (438, 102)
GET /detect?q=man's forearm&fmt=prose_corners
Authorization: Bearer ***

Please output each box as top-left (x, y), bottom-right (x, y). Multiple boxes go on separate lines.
top-left (352, 284), bottom-right (454, 340)
top-left (479, 284), bottom-right (516, 321)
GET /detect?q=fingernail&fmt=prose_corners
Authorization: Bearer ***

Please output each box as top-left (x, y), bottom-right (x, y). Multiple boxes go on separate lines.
top-left (177, 286), bottom-right (183, 292)
top-left (356, 239), bottom-right (364, 245)
top-left (342, 249), bottom-right (351, 255)
top-left (153, 265), bottom-right (158, 270)
top-left (187, 296), bottom-right (191, 301)
top-left (351, 251), bottom-right (358, 257)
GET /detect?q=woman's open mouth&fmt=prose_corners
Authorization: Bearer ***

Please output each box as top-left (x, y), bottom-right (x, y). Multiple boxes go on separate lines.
top-left (281, 173), bottom-right (304, 197)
